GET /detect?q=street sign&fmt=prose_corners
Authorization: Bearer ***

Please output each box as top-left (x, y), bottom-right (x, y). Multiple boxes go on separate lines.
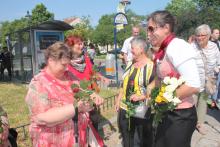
top-left (114, 13), bottom-right (128, 25)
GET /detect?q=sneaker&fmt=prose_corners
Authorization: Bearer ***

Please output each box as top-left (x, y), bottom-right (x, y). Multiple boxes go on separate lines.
top-left (196, 123), bottom-right (207, 135)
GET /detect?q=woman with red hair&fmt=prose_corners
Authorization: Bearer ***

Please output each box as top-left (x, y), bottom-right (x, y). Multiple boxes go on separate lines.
top-left (65, 35), bottom-right (105, 146)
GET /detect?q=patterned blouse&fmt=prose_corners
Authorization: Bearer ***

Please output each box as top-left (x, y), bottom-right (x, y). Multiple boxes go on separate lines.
top-left (120, 61), bottom-right (154, 110)
top-left (25, 70), bottom-right (76, 147)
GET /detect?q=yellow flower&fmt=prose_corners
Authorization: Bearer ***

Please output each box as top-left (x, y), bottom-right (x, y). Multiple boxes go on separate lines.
top-left (161, 86), bottom-right (166, 93)
top-left (155, 96), bottom-right (168, 103)
top-left (159, 92), bottom-right (164, 96)
top-left (155, 96), bottom-right (163, 103)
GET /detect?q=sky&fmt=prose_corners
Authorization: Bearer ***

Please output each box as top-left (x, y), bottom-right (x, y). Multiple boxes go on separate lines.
top-left (0, 0), bottom-right (171, 27)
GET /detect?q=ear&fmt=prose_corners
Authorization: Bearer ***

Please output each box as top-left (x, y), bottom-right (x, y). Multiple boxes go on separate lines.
top-left (164, 24), bottom-right (171, 33)
top-left (47, 58), bottom-right (53, 64)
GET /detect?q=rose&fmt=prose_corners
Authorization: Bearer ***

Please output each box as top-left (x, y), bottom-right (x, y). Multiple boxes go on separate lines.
top-left (177, 76), bottom-right (185, 85)
top-left (170, 77), bottom-right (179, 88)
top-left (163, 92), bottom-right (173, 102)
top-left (165, 85), bottom-right (176, 93)
top-left (72, 88), bottom-right (80, 93)
top-left (172, 97), bottom-right (182, 105)
top-left (163, 77), bottom-right (171, 85)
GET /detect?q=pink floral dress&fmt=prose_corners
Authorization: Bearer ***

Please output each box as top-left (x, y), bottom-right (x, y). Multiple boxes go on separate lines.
top-left (25, 70), bottom-right (75, 147)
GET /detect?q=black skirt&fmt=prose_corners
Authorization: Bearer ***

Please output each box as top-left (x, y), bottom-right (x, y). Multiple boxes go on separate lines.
top-left (155, 106), bottom-right (197, 147)
top-left (118, 109), bottom-right (153, 147)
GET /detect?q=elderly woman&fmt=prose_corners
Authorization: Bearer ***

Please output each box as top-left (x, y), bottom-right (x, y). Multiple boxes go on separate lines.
top-left (116, 36), bottom-right (154, 147)
top-left (191, 24), bottom-right (220, 134)
top-left (147, 10), bottom-right (201, 147)
top-left (25, 42), bottom-right (92, 146)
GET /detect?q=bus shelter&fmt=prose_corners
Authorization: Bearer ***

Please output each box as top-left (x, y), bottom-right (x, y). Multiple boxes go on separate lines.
top-left (7, 20), bottom-right (73, 82)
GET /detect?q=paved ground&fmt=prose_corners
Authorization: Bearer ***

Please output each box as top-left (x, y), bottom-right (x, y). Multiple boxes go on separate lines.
top-left (101, 108), bottom-right (220, 147)
top-left (95, 58), bottom-right (220, 147)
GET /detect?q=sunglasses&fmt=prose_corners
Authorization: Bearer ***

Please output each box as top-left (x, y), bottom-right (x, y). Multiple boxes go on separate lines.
top-left (147, 26), bottom-right (159, 33)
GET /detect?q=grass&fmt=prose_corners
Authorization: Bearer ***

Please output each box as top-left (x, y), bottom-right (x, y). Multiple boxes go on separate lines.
top-left (0, 82), bottom-right (118, 147)
top-left (95, 54), bottom-right (107, 60)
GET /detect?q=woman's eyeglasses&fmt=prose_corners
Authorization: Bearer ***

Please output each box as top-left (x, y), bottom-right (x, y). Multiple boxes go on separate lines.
top-left (196, 34), bottom-right (208, 38)
top-left (147, 26), bottom-right (159, 33)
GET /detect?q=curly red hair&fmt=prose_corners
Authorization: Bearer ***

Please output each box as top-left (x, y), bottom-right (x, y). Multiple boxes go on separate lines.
top-left (65, 35), bottom-right (83, 47)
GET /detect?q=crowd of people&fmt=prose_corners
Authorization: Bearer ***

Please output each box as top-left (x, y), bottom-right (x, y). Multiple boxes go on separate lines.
top-left (0, 9), bottom-right (220, 147)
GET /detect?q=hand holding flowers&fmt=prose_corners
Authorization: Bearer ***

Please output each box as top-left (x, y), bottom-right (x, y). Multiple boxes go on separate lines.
top-left (150, 76), bottom-right (185, 127)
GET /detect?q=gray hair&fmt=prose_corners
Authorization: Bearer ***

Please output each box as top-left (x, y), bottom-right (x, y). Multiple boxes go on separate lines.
top-left (147, 10), bottom-right (176, 32)
top-left (195, 24), bottom-right (211, 37)
top-left (130, 36), bottom-right (148, 52)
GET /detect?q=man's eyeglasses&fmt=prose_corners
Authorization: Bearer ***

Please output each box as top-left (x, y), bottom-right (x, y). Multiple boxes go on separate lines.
top-left (147, 26), bottom-right (159, 33)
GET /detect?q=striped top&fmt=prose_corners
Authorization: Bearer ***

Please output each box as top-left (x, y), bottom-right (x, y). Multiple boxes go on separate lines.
top-left (120, 61), bottom-right (154, 110)
top-left (191, 41), bottom-right (220, 91)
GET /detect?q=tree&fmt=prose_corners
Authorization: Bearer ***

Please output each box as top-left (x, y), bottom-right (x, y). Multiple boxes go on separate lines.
top-left (0, 3), bottom-right (54, 48)
top-left (92, 10), bottom-right (146, 50)
top-left (166, 0), bottom-right (220, 38)
top-left (65, 16), bottom-right (93, 42)
top-left (31, 3), bottom-right (54, 25)
top-left (92, 14), bottom-right (115, 50)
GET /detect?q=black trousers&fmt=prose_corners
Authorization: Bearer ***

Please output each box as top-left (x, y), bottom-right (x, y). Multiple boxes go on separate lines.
top-left (155, 106), bottom-right (197, 147)
top-left (118, 109), bottom-right (153, 147)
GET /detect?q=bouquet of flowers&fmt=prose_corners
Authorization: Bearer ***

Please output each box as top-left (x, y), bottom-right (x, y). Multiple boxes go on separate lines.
top-left (71, 65), bottom-right (101, 105)
top-left (150, 76), bottom-right (185, 127)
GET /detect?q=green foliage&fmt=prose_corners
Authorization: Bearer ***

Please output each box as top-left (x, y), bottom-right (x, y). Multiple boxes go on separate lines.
top-left (92, 10), bottom-right (146, 48)
top-left (65, 16), bottom-right (93, 42)
top-left (0, 3), bottom-right (54, 48)
top-left (166, 0), bottom-right (220, 38)
top-left (92, 14), bottom-right (115, 47)
top-left (31, 3), bottom-right (54, 25)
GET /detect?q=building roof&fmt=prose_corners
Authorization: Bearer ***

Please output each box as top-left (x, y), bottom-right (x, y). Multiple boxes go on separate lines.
top-left (14, 20), bottom-right (73, 33)
top-left (63, 17), bottom-right (82, 26)
top-left (31, 20), bottom-right (74, 31)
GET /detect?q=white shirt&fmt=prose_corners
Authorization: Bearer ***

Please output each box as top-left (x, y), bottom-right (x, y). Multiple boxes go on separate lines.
top-left (121, 36), bottom-right (133, 63)
top-left (191, 41), bottom-right (220, 91)
top-left (87, 48), bottom-right (96, 59)
top-left (166, 38), bottom-right (201, 89)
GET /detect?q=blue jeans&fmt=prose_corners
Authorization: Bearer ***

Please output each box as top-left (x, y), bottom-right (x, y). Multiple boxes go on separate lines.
top-left (212, 72), bottom-right (220, 101)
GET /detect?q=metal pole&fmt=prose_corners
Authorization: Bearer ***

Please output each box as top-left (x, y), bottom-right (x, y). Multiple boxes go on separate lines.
top-left (114, 26), bottom-right (119, 87)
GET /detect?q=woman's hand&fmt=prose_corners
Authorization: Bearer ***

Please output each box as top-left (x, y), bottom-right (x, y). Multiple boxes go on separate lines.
top-left (90, 93), bottom-right (104, 106)
top-left (0, 116), bottom-right (9, 146)
top-left (78, 101), bottom-right (93, 113)
top-left (130, 94), bottom-right (146, 102)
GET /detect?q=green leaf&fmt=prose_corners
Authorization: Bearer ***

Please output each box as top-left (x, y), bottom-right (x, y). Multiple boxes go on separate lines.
top-left (0, 127), bottom-right (3, 133)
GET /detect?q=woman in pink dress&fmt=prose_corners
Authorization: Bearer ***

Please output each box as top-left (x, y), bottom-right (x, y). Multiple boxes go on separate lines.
top-left (25, 42), bottom-right (92, 147)
top-left (147, 11), bottom-right (201, 147)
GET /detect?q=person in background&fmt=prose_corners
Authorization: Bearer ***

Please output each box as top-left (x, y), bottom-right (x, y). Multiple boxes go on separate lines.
top-left (192, 24), bottom-right (220, 134)
top-left (210, 28), bottom-right (220, 109)
top-left (25, 42), bottom-right (92, 147)
top-left (121, 26), bottom-right (140, 65)
top-left (210, 28), bottom-right (220, 50)
top-left (116, 37), bottom-right (154, 147)
top-left (87, 43), bottom-right (96, 64)
top-left (147, 10), bottom-right (200, 147)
